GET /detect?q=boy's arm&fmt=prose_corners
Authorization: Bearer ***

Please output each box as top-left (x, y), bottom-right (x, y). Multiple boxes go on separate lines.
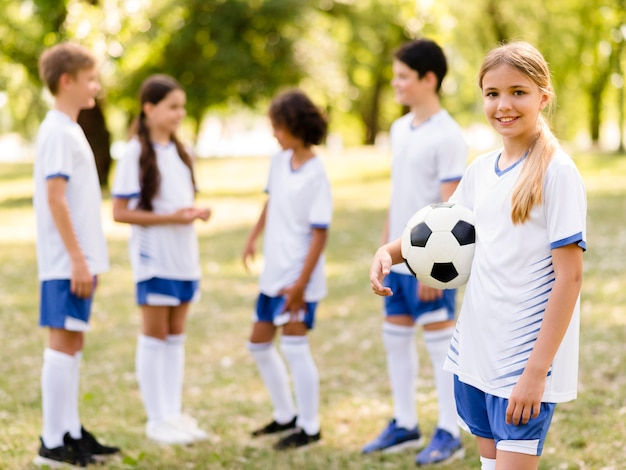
top-left (242, 200), bottom-right (268, 272)
top-left (440, 180), bottom-right (460, 203)
top-left (47, 177), bottom-right (93, 299)
top-left (282, 227), bottom-right (328, 313)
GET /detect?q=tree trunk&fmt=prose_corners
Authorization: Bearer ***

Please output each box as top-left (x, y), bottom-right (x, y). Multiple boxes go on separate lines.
top-left (363, 77), bottom-right (383, 145)
top-left (78, 102), bottom-right (112, 188)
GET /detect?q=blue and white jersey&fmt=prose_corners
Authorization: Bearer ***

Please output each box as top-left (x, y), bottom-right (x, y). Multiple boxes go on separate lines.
top-left (112, 138), bottom-right (200, 283)
top-left (444, 148), bottom-right (587, 403)
top-left (258, 149), bottom-right (332, 302)
top-left (388, 109), bottom-right (467, 274)
top-left (33, 110), bottom-right (109, 281)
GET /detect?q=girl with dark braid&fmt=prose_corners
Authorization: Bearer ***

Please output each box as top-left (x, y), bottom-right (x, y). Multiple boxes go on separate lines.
top-left (112, 74), bottom-right (210, 445)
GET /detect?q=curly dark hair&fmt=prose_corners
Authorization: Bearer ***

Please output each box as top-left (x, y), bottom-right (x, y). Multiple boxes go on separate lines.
top-left (268, 89), bottom-right (328, 146)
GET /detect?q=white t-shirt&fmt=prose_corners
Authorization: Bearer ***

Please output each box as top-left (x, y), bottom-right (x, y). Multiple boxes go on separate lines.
top-left (388, 109), bottom-right (467, 274)
top-left (33, 110), bottom-right (109, 281)
top-left (112, 138), bottom-right (200, 283)
top-left (258, 149), bottom-right (332, 302)
top-left (444, 148), bottom-right (587, 403)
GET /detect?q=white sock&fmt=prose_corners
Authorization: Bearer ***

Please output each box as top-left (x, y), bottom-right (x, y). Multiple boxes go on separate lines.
top-left (66, 351), bottom-right (83, 439)
top-left (164, 334), bottom-right (186, 419)
top-left (382, 322), bottom-right (417, 430)
top-left (480, 456), bottom-right (496, 470)
top-left (136, 335), bottom-right (167, 425)
top-left (423, 327), bottom-right (459, 437)
top-left (41, 348), bottom-right (74, 448)
top-left (248, 341), bottom-right (296, 424)
top-left (280, 335), bottom-right (320, 435)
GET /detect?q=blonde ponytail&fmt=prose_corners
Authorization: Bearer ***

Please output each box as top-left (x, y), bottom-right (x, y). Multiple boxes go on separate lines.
top-left (511, 116), bottom-right (558, 224)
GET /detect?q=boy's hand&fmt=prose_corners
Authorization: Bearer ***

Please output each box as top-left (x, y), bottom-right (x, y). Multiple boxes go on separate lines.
top-left (242, 240), bottom-right (256, 272)
top-left (71, 259), bottom-right (93, 298)
top-left (418, 283), bottom-right (443, 302)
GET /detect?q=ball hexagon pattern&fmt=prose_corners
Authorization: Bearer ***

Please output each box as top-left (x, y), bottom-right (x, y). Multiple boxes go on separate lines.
top-left (401, 202), bottom-right (475, 289)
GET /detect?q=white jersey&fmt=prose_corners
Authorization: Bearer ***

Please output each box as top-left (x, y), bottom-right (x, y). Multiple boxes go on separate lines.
top-left (258, 149), bottom-right (332, 302)
top-left (444, 148), bottom-right (587, 403)
top-left (388, 109), bottom-right (467, 274)
top-left (33, 110), bottom-right (109, 281)
top-left (112, 138), bottom-right (200, 283)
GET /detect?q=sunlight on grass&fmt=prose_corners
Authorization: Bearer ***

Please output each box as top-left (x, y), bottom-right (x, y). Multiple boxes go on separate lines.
top-left (1, 149), bottom-right (625, 469)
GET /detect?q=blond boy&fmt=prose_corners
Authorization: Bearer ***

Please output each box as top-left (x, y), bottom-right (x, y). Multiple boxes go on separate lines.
top-left (33, 42), bottom-right (119, 468)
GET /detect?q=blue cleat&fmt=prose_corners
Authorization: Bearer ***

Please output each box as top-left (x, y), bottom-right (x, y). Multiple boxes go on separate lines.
top-left (415, 428), bottom-right (464, 466)
top-left (362, 419), bottom-right (423, 454)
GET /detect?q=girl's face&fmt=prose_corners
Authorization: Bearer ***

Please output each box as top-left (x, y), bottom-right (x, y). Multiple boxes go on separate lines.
top-left (391, 59), bottom-right (433, 108)
top-left (481, 64), bottom-right (549, 142)
top-left (271, 122), bottom-right (301, 151)
top-left (144, 88), bottom-right (186, 136)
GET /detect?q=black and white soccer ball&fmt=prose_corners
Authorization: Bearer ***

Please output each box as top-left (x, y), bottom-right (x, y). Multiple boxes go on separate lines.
top-left (401, 202), bottom-right (476, 290)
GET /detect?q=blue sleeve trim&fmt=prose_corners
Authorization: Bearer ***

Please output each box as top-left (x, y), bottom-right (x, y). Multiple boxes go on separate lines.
top-left (46, 173), bottom-right (69, 180)
top-left (311, 223), bottom-right (329, 229)
top-left (551, 232), bottom-right (586, 252)
top-left (112, 192), bottom-right (140, 199)
top-left (441, 176), bottom-right (462, 183)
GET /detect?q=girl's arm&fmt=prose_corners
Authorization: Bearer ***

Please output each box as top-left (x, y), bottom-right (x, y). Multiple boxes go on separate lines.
top-left (369, 238), bottom-right (403, 297)
top-left (242, 200), bottom-right (268, 272)
top-left (47, 177), bottom-right (93, 298)
top-left (506, 243), bottom-right (583, 426)
top-left (112, 197), bottom-right (202, 226)
top-left (281, 227), bottom-right (328, 313)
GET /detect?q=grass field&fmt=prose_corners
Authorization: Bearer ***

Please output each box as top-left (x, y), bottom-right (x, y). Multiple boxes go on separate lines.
top-left (0, 148), bottom-right (625, 469)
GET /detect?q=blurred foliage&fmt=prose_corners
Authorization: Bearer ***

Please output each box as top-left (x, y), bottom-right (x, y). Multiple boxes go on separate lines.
top-left (1, 0), bottom-right (626, 149)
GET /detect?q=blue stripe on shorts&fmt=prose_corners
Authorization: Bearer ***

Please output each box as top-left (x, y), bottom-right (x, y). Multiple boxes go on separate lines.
top-left (136, 277), bottom-right (200, 306)
top-left (454, 375), bottom-right (556, 456)
top-left (39, 279), bottom-right (95, 331)
top-left (253, 293), bottom-right (317, 330)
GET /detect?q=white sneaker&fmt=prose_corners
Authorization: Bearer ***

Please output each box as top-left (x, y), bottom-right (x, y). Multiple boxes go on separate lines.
top-left (173, 414), bottom-right (209, 442)
top-left (146, 419), bottom-right (195, 445)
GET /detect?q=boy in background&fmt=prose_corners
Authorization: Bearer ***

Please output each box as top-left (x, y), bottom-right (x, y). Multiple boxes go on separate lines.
top-left (362, 39), bottom-right (467, 466)
top-left (33, 42), bottom-right (120, 467)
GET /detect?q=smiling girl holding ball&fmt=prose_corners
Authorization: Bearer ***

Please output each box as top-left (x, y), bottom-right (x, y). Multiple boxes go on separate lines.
top-left (370, 42), bottom-right (586, 470)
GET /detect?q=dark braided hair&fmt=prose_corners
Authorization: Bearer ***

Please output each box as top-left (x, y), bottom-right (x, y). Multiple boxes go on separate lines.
top-left (134, 74), bottom-right (195, 211)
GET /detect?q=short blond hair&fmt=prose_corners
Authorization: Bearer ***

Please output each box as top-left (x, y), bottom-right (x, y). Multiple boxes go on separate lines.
top-left (38, 42), bottom-right (96, 95)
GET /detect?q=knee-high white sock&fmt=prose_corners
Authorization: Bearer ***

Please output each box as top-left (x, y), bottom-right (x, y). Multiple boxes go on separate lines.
top-left (66, 351), bottom-right (83, 439)
top-left (382, 322), bottom-right (417, 430)
top-left (136, 335), bottom-right (167, 425)
top-left (248, 341), bottom-right (296, 424)
top-left (41, 348), bottom-right (74, 448)
top-left (423, 327), bottom-right (459, 437)
top-left (280, 335), bottom-right (320, 435)
top-left (480, 456), bottom-right (496, 470)
top-left (164, 334), bottom-right (186, 419)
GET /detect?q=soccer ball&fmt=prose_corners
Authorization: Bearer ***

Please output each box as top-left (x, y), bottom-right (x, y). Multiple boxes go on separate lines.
top-left (401, 202), bottom-right (475, 290)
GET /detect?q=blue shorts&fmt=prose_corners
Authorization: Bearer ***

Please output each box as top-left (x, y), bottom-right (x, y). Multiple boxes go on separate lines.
top-left (454, 376), bottom-right (556, 456)
top-left (137, 278), bottom-right (200, 306)
top-left (39, 278), bottom-right (96, 331)
top-left (384, 271), bottom-right (456, 325)
top-left (253, 293), bottom-right (317, 330)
